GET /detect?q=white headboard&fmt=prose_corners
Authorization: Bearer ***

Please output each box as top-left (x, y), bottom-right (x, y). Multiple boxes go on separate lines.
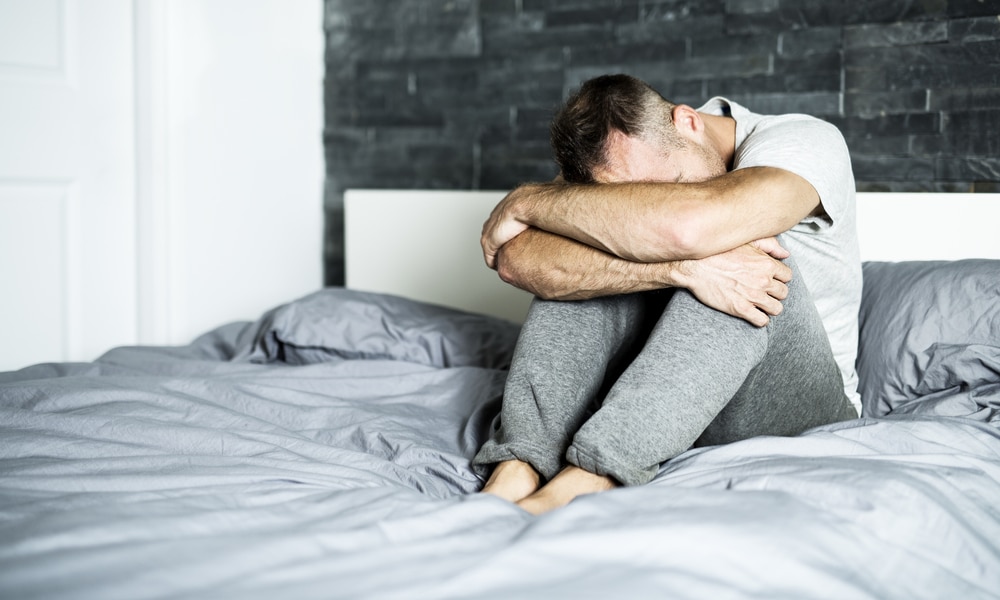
top-left (345, 190), bottom-right (527, 322)
top-left (345, 190), bottom-right (1000, 323)
top-left (854, 192), bottom-right (1000, 262)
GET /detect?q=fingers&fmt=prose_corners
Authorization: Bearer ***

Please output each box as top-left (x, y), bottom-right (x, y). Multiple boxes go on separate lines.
top-left (481, 230), bottom-right (499, 269)
top-left (737, 301), bottom-right (770, 327)
top-left (480, 233), bottom-right (497, 269)
top-left (739, 276), bottom-right (788, 327)
top-left (752, 273), bottom-right (788, 317)
top-left (767, 277), bottom-right (789, 301)
top-left (481, 187), bottom-right (530, 269)
top-left (746, 239), bottom-right (793, 282)
top-left (757, 249), bottom-right (793, 283)
top-left (481, 208), bottom-right (510, 269)
top-left (737, 295), bottom-right (783, 328)
top-left (751, 236), bottom-right (790, 260)
top-left (757, 245), bottom-right (793, 283)
top-left (481, 219), bottom-right (525, 269)
top-left (773, 260), bottom-right (793, 283)
top-left (754, 292), bottom-right (784, 317)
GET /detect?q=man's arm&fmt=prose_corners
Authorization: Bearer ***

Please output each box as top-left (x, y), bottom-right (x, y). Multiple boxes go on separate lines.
top-left (498, 228), bottom-right (793, 327)
top-left (482, 167), bottom-right (820, 268)
top-left (496, 228), bottom-right (674, 300)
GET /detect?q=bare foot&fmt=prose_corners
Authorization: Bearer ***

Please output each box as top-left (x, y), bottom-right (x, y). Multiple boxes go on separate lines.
top-left (480, 459), bottom-right (541, 503)
top-left (516, 466), bottom-right (617, 515)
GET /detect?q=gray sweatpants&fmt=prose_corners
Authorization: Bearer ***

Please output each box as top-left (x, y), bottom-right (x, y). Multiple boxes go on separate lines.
top-left (473, 257), bottom-right (857, 486)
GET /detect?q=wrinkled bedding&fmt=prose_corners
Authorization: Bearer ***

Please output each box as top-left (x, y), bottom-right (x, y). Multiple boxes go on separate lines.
top-left (2, 262), bottom-right (1000, 599)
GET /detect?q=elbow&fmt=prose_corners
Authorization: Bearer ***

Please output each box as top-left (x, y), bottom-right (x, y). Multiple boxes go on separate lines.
top-left (496, 256), bottom-right (520, 288)
top-left (664, 223), bottom-right (704, 260)
top-left (496, 248), bottom-right (561, 300)
top-left (496, 251), bottom-right (538, 295)
top-left (676, 230), bottom-right (719, 260)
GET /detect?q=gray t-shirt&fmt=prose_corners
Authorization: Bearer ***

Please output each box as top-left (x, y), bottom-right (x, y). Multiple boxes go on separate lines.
top-left (698, 97), bottom-right (863, 413)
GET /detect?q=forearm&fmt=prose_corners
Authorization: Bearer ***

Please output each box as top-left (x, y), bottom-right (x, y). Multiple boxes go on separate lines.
top-left (497, 228), bottom-right (795, 327)
top-left (495, 228), bottom-right (682, 300)
top-left (509, 182), bottom-right (694, 262)
top-left (501, 168), bottom-right (817, 262)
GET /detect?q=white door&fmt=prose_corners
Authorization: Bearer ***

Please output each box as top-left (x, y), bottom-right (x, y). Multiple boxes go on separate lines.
top-left (0, 0), bottom-right (137, 370)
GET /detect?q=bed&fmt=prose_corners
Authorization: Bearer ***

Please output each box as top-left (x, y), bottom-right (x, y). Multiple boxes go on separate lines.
top-left (2, 191), bottom-right (999, 599)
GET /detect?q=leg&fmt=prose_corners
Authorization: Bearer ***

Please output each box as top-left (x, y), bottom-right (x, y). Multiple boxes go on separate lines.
top-left (513, 285), bottom-right (765, 513)
top-left (472, 292), bottom-right (662, 490)
top-left (567, 257), bottom-right (851, 487)
top-left (565, 287), bottom-right (767, 486)
top-left (695, 268), bottom-right (857, 445)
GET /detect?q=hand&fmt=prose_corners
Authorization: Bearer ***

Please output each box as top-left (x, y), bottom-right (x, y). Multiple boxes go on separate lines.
top-left (674, 238), bottom-right (792, 327)
top-left (481, 185), bottom-right (537, 269)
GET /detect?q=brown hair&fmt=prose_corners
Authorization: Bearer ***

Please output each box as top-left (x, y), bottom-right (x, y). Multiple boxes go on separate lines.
top-left (550, 74), bottom-right (682, 183)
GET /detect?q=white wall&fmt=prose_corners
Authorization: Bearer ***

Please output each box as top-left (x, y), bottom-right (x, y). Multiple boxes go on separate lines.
top-left (145, 0), bottom-right (325, 345)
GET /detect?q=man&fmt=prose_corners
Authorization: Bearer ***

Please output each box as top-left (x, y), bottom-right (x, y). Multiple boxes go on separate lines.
top-left (471, 74), bottom-right (862, 515)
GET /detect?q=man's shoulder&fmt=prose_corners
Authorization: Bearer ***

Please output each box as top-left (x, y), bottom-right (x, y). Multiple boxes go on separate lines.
top-left (748, 111), bottom-right (842, 139)
top-left (738, 113), bottom-right (848, 162)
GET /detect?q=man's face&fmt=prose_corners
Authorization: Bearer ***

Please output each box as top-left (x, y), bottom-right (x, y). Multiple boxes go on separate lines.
top-left (593, 130), bottom-right (726, 184)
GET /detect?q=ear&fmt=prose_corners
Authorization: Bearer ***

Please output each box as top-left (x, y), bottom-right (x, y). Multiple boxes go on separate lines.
top-left (670, 104), bottom-right (705, 142)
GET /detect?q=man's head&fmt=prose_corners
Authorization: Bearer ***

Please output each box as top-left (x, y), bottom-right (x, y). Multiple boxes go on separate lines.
top-left (550, 74), bottom-right (726, 184)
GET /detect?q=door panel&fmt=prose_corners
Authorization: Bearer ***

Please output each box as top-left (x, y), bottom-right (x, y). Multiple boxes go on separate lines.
top-left (0, 0), bottom-right (135, 370)
top-left (0, 182), bottom-right (76, 367)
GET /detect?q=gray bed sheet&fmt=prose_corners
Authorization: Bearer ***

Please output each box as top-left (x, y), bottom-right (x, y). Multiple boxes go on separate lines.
top-left (2, 268), bottom-right (1000, 599)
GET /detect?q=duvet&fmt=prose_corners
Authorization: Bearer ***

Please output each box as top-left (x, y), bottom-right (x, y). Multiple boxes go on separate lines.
top-left (2, 260), bottom-right (999, 599)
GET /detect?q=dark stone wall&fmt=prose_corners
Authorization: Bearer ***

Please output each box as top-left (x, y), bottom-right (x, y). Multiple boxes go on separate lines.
top-left (323, 0), bottom-right (1000, 285)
